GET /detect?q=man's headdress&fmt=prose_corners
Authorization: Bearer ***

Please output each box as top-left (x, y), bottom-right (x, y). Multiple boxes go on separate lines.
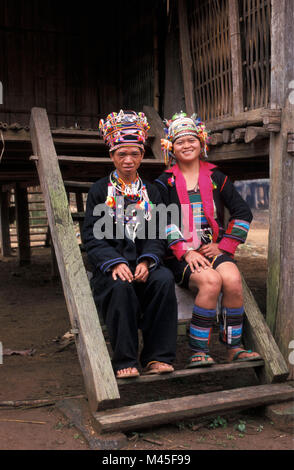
top-left (99, 110), bottom-right (150, 152)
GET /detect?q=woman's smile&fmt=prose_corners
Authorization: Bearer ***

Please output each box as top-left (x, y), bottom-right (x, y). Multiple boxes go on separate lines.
top-left (173, 135), bottom-right (201, 161)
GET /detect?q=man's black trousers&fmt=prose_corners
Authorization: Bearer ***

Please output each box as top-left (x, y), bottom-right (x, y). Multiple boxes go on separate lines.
top-left (91, 265), bottom-right (178, 373)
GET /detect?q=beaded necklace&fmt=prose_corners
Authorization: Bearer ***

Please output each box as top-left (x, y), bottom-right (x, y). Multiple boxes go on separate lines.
top-left (105, 171), bottom-right (154, 241)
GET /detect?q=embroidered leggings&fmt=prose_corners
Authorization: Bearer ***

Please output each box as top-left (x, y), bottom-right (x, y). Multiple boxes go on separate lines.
top-left (189, 304), bottom-right (244, 353)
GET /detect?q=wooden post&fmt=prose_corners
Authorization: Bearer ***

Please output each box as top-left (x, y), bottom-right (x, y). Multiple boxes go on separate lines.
top-left (30, 107), bottom-right (120, 411)
top-left (75, 192), bottom-right (85, 239)
top-left (0, 188), bottom-right (11, 257)
top-left (178, 0), bottom-right (195, 115)
top-left (267, 0), bottom-right (294, 379)
top-left (228, 0), bottom-right (244, 115)
top-left (15, 184), bottom-right (30, 266)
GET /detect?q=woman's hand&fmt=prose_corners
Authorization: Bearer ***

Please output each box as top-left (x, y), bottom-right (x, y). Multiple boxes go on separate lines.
top-left (112, 263), bottom-right (134, 282)
top-left (134, 260), bottom-right (149, 283)
top-left (198, 243), bottom-right (223, 259)
top-left (184, 250), bottom-right (211, 273)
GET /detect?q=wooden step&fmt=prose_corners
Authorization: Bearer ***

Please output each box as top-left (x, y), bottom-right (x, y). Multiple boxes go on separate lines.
top-left (93, 383), bottom-right (294, 433)
top-left (116, 360), bottom-right (265, 384)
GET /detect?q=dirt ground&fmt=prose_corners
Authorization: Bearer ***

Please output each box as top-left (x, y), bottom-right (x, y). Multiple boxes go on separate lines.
top-left (0, 209), bottom-right (293, 451)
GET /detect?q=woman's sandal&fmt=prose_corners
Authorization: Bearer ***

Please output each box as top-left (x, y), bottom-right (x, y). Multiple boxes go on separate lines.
top-left (142, 361), bottom-right (174, 375)
top-left (116, 367), bottom-right (140, 379)
top-left (231, 349), bottom-right (262, 363)
top-left (185, 354), bottom-right (216, 369)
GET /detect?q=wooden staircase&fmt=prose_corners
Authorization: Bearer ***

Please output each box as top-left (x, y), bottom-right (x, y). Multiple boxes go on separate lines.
top-left (29, 107), bottom-right (292, 434)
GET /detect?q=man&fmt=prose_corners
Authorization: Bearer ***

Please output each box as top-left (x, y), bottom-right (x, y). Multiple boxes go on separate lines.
top-left (82, 110), bottom-right (178, 379)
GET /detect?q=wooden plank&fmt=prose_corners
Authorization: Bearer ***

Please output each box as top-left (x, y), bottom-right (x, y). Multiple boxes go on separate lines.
top-left (242, 276), bottom-right (289, 383)
top-left (143, 106), bottom-right (165, 161)
top-left (0, 189), bottom-right (11, 256)
top-left (116, 360), bottom-right (264, 385)
top-left (206, 108), bottom-right (264, 132)
top-left (267, 0), bottom-right (294, 380)
top-left (31, 155), bottom-right (164, 166)
top-left (15, 183), bottom-right (30, 266)
top-left (207, 140), bottom-right (269, 162)
top-left (228, 0), bottom-right (244, 115)
top-left (29, 107), bottom-right (120, 411)
top-left (94, 383), bottom-right (294, 433)
top-left (178, 0), bottom-right (195, 115)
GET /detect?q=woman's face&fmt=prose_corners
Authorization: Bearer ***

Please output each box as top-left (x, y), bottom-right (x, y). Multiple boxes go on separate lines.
top-left (173, 135), bottom-right (201, 163)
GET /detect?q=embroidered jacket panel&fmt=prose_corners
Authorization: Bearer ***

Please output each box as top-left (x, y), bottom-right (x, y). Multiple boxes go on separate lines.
top-left (82, 176), bottom-right (166, 274)
top-left (154, 163), bottom-right (253, 259)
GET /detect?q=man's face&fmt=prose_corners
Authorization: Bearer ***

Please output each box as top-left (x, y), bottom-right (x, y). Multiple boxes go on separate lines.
top-left (110, 146), bottom-right (144, 181)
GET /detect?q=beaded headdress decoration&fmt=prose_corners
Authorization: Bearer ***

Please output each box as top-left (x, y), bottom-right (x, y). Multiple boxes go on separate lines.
top-left (161, 112), bottom-right (210, 165)
top-left (99, 110), bottom-right (150, 152)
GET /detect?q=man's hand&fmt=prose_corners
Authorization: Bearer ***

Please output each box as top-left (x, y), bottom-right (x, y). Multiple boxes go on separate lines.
top-left (134, 260), bottom-right (150, 283)
top-left (184, 250), bottom-right (211, 273)
top-left (198, 243), bottom-right (223, 259)
top-left (112, 263), bottom-right (134, 282)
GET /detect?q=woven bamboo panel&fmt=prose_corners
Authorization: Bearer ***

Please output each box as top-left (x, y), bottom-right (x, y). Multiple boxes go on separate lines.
top-left (188, 0), bottom-right (233, 121)
top-left (239, 0), bottom-right (271, 110)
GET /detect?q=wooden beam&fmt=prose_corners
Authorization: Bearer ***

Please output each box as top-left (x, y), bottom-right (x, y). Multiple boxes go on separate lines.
top-left (207, 140), bottom-right (269, 162)
top-left (244, 127), bottom-right (270, 144)
top-left (231, 128), bottom-right (246, 143)
top-left (242, 276), bottom-right (289, 384)
top-left (206, 108), bottom-right (264, 132)
top-left (94, 383), bottom-right (294, 433)
top-left (30, 155), bottom-right (164, 165)
top-left (262, 108), bottom-right (282, 132)
top-left (222, 129), bottom-right (232, 144)
top-left (15, 183), bottom-right (30, 266)
top-left (210, 133), bottom-right (224, 146)
top-left (228, 0), bottom-right (244, 114)
top-left (143, 106), bottom-right (165, 161)
top-left (29, 107), bottom-right (120, 411)
top-left (0, 189), bottom-right (11, 256)
top-left (267, 0), bottom-right (294, 380)
top-left (178, 0), bottom-right (195, 115)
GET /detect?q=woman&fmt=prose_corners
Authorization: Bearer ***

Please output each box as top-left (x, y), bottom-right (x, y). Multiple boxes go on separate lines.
top-left (155, 112), bottom-right (261, 368)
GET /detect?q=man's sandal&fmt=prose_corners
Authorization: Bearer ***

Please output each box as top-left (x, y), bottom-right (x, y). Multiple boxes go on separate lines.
top-left (185, 354), bottom-right (216, 369)
top-left (142, 361), bottom-right (174, 375)
top-left (231, 349), bottom-right (262, 363)
top-left (116, 367), bottom-right (140, 379)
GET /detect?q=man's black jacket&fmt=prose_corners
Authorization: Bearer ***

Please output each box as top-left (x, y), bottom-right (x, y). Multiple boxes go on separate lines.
top-left (82, 176), bottom-right (167, 275)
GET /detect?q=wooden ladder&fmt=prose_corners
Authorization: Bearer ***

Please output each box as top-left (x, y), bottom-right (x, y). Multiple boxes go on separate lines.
top-left (29, 107), bottom-right (292, 434)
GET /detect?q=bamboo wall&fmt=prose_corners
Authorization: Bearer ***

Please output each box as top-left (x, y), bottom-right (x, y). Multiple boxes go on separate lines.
top-left (239, 0), bottom-right (271, 111)
top-left (187, 0), bottom-right (271, 121)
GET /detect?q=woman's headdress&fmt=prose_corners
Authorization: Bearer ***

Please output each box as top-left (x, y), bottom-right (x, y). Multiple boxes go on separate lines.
top-left (161, 112), bottom-right (210, 165)
top-left (99, 110), bottom-right (150, 152)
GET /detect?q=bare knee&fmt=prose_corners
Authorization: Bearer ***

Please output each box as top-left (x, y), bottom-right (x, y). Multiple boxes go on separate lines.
top-left (190, 269), bottom-right (222, 297)
top-left (221, 269), bottom-right (243, 299)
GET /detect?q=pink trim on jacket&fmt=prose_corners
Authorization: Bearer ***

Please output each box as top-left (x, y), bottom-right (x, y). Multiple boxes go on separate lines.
top-left (165, 160), bottom-right (239, 258)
